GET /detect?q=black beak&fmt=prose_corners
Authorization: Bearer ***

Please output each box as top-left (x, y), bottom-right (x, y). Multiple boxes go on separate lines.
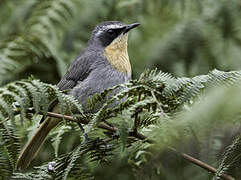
top-left (124, 23), bottom-right (140, 34)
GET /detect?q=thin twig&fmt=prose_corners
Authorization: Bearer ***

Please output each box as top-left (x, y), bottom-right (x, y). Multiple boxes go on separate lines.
top-left (45, 111), bottom-right (152, 143)
top-left (181, 153), bottom-right (235, 180)
top-left (151, 91), bottom-right (164, 114)
top-left (133, 92), bottom-right (142, 133)
top-left (40, 111), bottom-right (234, 180)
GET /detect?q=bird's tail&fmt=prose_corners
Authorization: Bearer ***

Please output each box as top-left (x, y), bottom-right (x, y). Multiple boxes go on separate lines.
top-left (17, 116), bottom-right (61, 170)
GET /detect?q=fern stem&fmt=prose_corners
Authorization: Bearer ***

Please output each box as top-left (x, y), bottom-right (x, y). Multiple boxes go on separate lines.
top-left (33, 111), bottom-right (153, 143)
top-left (32, 111), bottom-right (235, 179)
top-left (133, 91), bottom-right (142, 133)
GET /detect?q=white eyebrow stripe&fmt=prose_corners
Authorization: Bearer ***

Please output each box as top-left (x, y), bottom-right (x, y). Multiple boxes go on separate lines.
top-left (96, 30), bottom-right (103, 36)
top-left (104, 24), bottom-right (124, 29)
top-left (96, 24), bottom-right (125, 36)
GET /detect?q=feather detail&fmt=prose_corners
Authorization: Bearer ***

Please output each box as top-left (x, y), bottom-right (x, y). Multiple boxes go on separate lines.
top-left (104, 33), bottom-right (131, 76)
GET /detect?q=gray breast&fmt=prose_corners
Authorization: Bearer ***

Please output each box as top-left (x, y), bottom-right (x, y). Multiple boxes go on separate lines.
top-left (70, 64), bottom-right (130, 113)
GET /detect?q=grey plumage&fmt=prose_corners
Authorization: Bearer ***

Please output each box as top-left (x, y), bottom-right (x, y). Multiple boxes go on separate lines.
top-left (58, 21), bottom-right (128, 91)
top-left (41, 21), bottom-right (136, 122)
top-left (17, 21), bottom-right (139, 170)
top-left (59, 51), bottom-right (130, 112)
top-left (56, 21), bottom-right (135, 112)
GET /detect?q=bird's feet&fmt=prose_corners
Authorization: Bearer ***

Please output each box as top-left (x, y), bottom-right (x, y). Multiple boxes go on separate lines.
top-left (77, 122), bottom-right (89, 142)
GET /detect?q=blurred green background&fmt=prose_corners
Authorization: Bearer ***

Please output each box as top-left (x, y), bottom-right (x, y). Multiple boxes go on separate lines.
top-left (1, 0), bottom-right (241, 86)
top-left (1, 0), bottom-right (241, 179)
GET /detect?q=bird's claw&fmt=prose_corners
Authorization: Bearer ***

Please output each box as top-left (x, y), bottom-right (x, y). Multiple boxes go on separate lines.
top-left (77, 122), bottom-right (89, 143)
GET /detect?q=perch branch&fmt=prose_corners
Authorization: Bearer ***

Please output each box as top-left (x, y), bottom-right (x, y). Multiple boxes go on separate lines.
top-left (41, 112), bottom-right (152, 142)
top-left (38, 111), bottom-right (234, 180)
top-left (181, 153), bottom-right (235, 180)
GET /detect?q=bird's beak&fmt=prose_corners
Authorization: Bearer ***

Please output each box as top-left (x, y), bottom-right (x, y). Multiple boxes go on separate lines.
top-left (123, 23), bottom-right (140, 34)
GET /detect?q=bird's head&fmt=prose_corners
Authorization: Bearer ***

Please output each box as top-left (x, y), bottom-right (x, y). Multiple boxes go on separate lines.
top-left (87, 21), bottom-right (140, 76)
top-left (87, 21), bottom-right (140, 49)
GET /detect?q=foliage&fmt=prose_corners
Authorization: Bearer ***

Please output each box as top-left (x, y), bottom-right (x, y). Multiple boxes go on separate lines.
top-left (0, 0), bottom-right (241, 180)
top-left (0, 69), bottom-right (240, 179)
top-left (214, 135), bottom-right (241, 180)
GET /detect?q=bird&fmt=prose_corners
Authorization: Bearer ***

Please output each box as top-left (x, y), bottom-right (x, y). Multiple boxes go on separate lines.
top-left (17, 21), bottom-right (140, 170)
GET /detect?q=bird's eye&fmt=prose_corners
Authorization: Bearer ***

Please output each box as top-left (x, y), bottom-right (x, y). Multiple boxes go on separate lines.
top-left (107, 29), bottom-right (115, 35)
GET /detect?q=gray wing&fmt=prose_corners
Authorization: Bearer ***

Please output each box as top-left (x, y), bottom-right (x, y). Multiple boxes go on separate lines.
top-left (40, 54), bottom-right (94, 123)
top-left (57, 55), bottom-right (93, 91)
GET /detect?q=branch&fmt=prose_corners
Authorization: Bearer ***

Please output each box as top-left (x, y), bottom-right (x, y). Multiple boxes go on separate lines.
top-left (40, 111), bottom-right (234, 180)
top-left (44, 112), bottom-right (152, 143)
top-left (181, 153), bottom-right (235, 180)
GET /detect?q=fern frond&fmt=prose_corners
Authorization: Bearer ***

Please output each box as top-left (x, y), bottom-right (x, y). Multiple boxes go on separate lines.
top-left (179, 69), bottom-right (241, 104)
top-left (50, 125), bottom-right (72, 157)
top-left (0, 0), bottom-right (78, 84)
top-left (12, 138), bottom-right (112, 180)
top-left (0, 78), bottom-right (86, 178)
top-left (214, 135), bottom-right (241, 180)
top-left (0, 121), bottom-right (20, 173)
top-left (2, 69), bottom-right (241, 179)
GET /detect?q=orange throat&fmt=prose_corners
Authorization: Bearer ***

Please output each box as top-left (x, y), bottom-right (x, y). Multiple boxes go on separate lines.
top-left (104, 34), bottom-right (131, 76)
